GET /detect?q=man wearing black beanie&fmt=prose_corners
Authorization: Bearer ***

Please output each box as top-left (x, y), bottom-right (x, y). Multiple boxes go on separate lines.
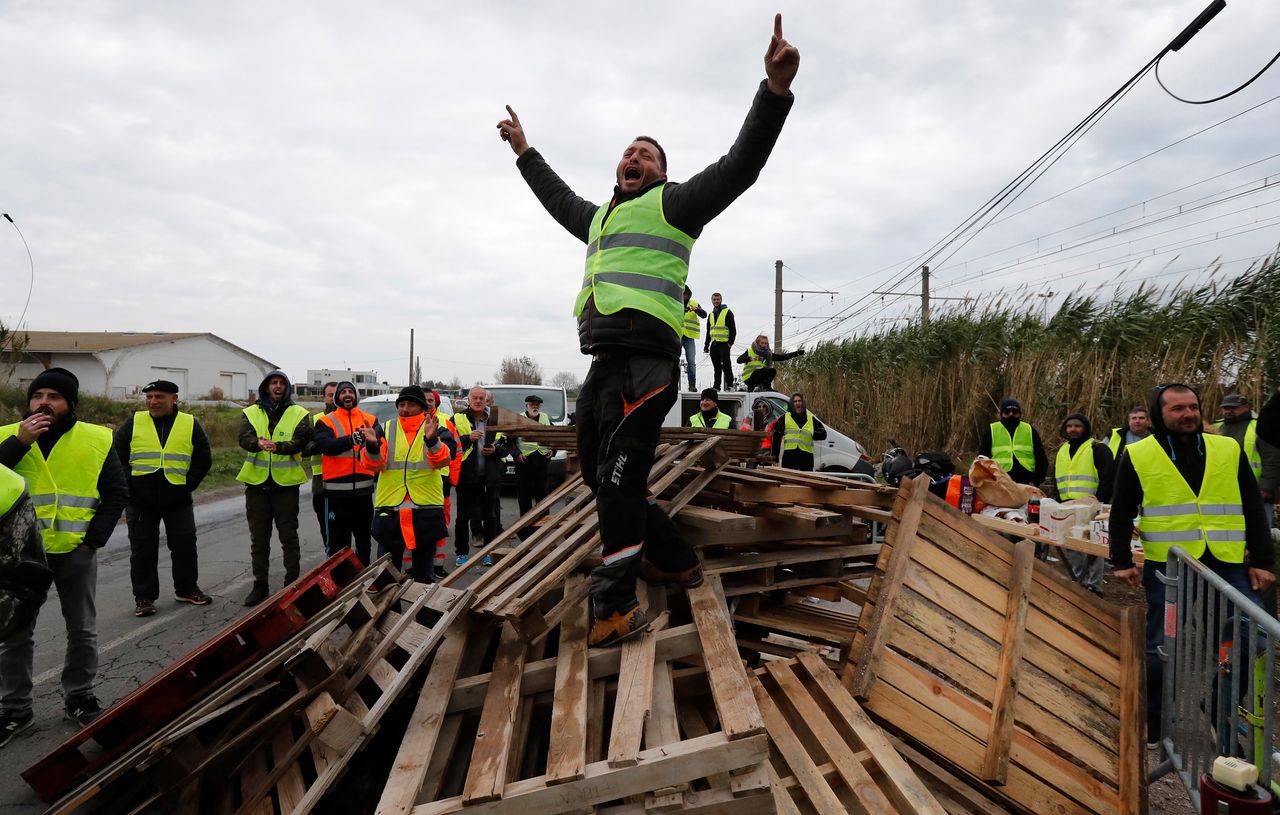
top-left (0, 367), bottom-right (129, 735)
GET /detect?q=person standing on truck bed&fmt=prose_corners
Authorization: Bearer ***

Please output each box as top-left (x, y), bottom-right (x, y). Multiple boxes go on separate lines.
top-left (496, 14), bottom-right (799, 647)
top-left (977, 398), bottom-right (1047, 487)
top-left (738, 334), bottom-right (804, 393)
top-left (704, 292), bottom-right (737, 391)
top-left (682, 288), bottom-right (707, 392)
top-left (772, 392), bottom-right (826, 472)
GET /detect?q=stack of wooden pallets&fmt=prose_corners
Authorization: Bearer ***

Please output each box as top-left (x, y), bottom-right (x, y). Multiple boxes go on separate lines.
top-left (27, 441), bottom-right (1144, 815)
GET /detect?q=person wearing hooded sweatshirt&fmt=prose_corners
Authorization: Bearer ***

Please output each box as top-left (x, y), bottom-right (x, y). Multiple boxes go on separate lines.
top-left (112, 379), bottom-right (213, 618)
top-left (312, 381), bottom-right (379, 566)
top-left (976, 398), bottom-right (1048, 487)
top-left (737, 334), bottom-right (804, 393)
top-left (1110, 383), bottom-right (1276, 745)
top-left (1050, 412), bottom-right (1114, 595)
top-left (0, 368), bottom-right (128, 730)
top-left (771, 392), bottom-right (828, 471)
top-left (237, 370), bottom-right (312, 607)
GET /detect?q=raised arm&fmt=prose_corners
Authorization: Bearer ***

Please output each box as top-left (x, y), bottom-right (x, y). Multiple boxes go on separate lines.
top-left (498, 105), bottom-right (597, 242)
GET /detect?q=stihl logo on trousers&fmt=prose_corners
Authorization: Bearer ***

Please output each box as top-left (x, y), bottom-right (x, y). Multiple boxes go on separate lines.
top-left (610, 452), bottom-right (628, 486)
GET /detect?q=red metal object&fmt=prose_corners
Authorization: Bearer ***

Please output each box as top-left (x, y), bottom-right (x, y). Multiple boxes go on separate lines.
top-left (1199, 774), bottom-right (1273, 813)
top-left (23, 549), bottom-right (364, 802)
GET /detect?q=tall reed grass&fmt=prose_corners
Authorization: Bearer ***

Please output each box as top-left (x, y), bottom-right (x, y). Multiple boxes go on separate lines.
top-left (782, 254), bottom-right (1280, 457)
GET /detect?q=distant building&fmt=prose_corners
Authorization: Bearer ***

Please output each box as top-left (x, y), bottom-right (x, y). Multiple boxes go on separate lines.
top-left (297, 369), bottom-right (397, 399)
top-left (13, 331), bottom-right (275, 400)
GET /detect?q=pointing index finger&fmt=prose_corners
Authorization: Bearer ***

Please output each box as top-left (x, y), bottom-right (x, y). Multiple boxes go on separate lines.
top-left (774, 13), bottom-right (782, 39)
top-left (505, 104), bottom-right (520, 123)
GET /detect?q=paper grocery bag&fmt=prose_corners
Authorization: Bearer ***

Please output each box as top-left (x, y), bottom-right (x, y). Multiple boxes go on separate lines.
top-left (968, 456), bottom-right (1040, 508)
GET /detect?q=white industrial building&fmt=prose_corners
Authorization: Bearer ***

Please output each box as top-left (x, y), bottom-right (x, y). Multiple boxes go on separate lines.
top-left (13, 331), bottom-right (276, 400)
top-left (297, 369), bottom-right (397, 399)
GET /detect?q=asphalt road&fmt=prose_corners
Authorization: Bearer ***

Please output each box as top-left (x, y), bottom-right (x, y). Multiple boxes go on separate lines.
top-left (0, 486), bottom-right (516, 814)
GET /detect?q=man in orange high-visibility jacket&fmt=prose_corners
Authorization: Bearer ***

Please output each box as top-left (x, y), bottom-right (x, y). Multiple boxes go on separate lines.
top-left (312, 381), bottom-right (379, 566)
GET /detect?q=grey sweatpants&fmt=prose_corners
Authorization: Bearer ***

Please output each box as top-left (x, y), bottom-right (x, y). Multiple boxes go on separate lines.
top-left (1, 544), bottom-right (98, 712)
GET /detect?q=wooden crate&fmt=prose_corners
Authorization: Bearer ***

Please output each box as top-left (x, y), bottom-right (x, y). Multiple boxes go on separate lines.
top-left (755, 651), bottom-right (947, 815)
top-left (845, 476), bottom-right (1146, 815)
top-left (375, 575), bottom-right (771, 815)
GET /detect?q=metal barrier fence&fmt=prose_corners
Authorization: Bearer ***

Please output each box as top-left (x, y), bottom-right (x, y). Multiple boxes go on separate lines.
top-left (1149, 546), bottom-right (1280, 807)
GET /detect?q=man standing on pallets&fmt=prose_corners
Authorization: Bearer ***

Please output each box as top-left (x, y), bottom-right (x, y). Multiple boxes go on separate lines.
top-left (1110, 383), bottom-right (1275, 748)
top-left (497, 15), bottom-right (800, 646)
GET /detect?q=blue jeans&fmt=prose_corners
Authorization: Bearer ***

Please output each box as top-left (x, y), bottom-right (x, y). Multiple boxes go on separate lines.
top-left (1143, 554), bottom-right (1262, 723)
top-left (681, 337), bottom-right (697, 389)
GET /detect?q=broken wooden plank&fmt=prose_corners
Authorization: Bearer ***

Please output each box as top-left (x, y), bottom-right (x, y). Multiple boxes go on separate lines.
top-left (979, 538), bottom-right (1035, 783)
top-left (688, 575), bottom-right (764, 740)
top-left (463, 623), bottom-right (528, 805)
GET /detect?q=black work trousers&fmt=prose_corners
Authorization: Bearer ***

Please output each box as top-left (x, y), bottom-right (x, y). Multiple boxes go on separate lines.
top-left (454, 481), bottom-right (499, 555)
top-left (319, 490), bottom-right (374, 566)
top-left (245, 485), bottom-right (301, 586)
top-left (516, 455), bottom-right (549, 510)
top-left (577, 354), bottom-right (698, 616)
top-left (743, 367), bottom-right (777, 392)
top-left (127, 502), bottom-right (199, 601)
top-left (311, 478), bottom-right (328, 551)
top-left (708, 342), bottom-right (734, 390)
top-left (372, 506), bottom-right (445, 583)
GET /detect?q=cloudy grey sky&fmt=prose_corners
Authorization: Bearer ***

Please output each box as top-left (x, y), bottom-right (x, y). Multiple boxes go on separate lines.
top-left (2, 1), bottom-right (1278, 387)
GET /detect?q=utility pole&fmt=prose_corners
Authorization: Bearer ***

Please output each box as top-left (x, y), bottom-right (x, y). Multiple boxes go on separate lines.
top-left (873, 265), bottom-right (969, 325)
top-left (408, 328), bottom-right (415, 385)
top-left (774, 259), bottom-right (837, 350)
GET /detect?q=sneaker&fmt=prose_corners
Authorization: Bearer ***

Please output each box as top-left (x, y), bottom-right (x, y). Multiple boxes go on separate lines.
top-left (174, 591), bottom-right (212, 606)
top-left (65, 696), bottom-right (103, 726)
top-left (134, 599), bottom-right (156, 618)
top-left (1146, 715), bottom-right (1162, 750)
top-left (433, 566), bottom-right (448, 580)
top-left (588, 605), bottom-right (650, 648)
top-left (639, 560), bottom-right (705, 589)
top-left (482, 554), bottom-right (494, 567)
top-left (455, 555), bottom-right (469, 567)
top-left (242, 582), bottom-right (269, 607)
top-left (0, 709), bottom-right (34, 748)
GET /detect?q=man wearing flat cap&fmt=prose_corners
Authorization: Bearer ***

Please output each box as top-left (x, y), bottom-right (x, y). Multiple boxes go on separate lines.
top-left (112, 380), bottom-right (213, 619)
top-left (1216, 393), bottom-right (1279, 527)
top-left (977, 398), bottom-right (1048, 487)
top-left (0, 368), bottom-right (129, 733)
top-left (510, 394), bottom-right (555, 538)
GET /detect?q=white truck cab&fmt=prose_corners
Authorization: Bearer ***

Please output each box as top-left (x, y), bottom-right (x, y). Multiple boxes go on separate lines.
top-left (662, 389), bottom-right (871, 474)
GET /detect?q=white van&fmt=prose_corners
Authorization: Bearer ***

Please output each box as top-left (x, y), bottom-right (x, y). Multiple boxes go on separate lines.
top-left (484, 384), bottom-right (570, 488)
top-left (663, 389), bottom-right (872, 475)
top-left (360, 392), bottom-right (454, 426)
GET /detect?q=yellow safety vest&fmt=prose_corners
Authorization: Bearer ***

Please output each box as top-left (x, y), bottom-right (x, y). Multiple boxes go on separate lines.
top-left (708, 308), bottom-right (732, 344)
top-left (741, 347), bottom-right (765, 378)
top-left (1054, 441), bottom-right (1099, 500)
top-left (310, 410), bottom-right (328, 477)
top-left (783, 412), bottom-right (815, 453)
top-left (237, 405), bottom-right (310, 487)
top-left (1127, 434), bottom-right (1247, 563)
top-left (1107, 428), bottom-right (1123, 456)
top-left (683, 298), bottom-right (701, 340)
top-left (689, 411), bottom-right (731, 429)
top-left (516, 411), bottom-right (552, 457)
top-left (373, 418), bottom-right (445, 509)
top-left (989, 422), bottom-right (1035, 472)
top-left (0, 421), bottom-right (113, 553)
top-left (576, 184), bottom-right (693, 338)
top-left (129, 411), bottom-right (195, 485)
top-left (1215, 419), bottom-right (1263, 480)
top-left (0, 464), bottom-right (27, 519)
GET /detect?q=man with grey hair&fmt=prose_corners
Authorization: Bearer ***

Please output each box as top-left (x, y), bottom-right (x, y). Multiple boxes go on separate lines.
top-left (451, 387), bottom-right (509, 566)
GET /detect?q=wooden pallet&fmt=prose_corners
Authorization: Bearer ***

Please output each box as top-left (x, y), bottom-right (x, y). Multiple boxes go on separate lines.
top-left (27, 549), bottom-right (368, 804)
top-left (846, 476), bottom-right (1146, 815)
top-left (755, 651), bottom-right (947, 815)
top-left (375, 575), bottom-right (770, 815)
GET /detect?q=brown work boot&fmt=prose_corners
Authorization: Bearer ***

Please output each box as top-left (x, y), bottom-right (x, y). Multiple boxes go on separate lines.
top-left (639, 559), bottom-right (704, 589)
top-left (588, 605), bottom-right (650, 648)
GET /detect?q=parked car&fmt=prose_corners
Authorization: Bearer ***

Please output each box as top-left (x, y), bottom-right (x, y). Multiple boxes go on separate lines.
top-left (483, 384), bottom-right (570, 489)
top-left (360, 392), bottom-right (454, 426)
top-left (662, 389), bottom-right (872, 475)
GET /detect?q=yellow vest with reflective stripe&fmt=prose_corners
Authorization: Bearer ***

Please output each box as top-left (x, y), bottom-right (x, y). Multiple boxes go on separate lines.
top-left (0, 464), bottom-right (27, 519)
top-left (237, 405), bottom-right (310, 486)
top-left (1127, 434), bottom-right (1246, 563)
top-left (1107, 428), bottom-right (1123, 456)
top-left (990, 422), bottom-right (1035, 472)
top-left (1215, 419), bottom-right (1262, 480)
top-left (783, 412), bottom-right (815, 453)
top-left (374, 419), bottom-right (445, 508)
top-left (683, 298), bottom-right (701, 339)
top-left (1054, 441), bottom-right (1099, 500)
top-left (516, 411), bottom-right (552, 457)
top-left (689, 411), bottom-right (732, 429)
top-left (129, 411), bottom-right (195, 485)
top-left (453, 412), bottom-right (475, 463)
top-left (708, 308), bottom-right (731, 344)
top-left (0, 421), bottom-right (113, 553)
top-left (310, 410), bottom-right (328, 477)
top-left (741, 347), bottom-right (765, 378)
top-left (576, 185), bottom-right (693, 338)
